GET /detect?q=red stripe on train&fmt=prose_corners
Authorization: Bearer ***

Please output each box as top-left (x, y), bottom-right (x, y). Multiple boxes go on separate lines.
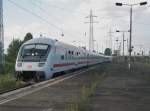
top-left (53, 61), bottom-right (87, 68)
top-left (53, 60), bottom-right (97, 68)
top-left (53, 62), bottom-right (75, 68)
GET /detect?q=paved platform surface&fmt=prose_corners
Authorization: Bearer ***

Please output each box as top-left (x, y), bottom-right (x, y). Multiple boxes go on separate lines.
top-left (1, 63), bottom-right (150, 111)
top-left (0, 66), bottom-right (104, 111)
top-left (90, 63), bottom-right (150, 111)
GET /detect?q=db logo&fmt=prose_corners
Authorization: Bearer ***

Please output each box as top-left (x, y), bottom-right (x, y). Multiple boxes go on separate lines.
top-left (27, 64), bottom-right (32, 69)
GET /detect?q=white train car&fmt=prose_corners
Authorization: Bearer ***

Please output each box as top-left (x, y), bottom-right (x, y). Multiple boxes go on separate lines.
top-left (15, 38), bottom-right (110, 82)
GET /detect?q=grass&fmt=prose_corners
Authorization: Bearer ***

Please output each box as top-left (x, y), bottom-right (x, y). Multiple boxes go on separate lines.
top-left (68, 97), bottom-right (79, 111)
top-left (68, 73), bottom-right (105, 111)
top-left (144, 76), bottom-right (150, 81)
top-left (67, 60), bottom-right (150, 111)
top-left (0, 74), bottom-right (23, 92)
top-left (130, 62), bottom-right (150, 81)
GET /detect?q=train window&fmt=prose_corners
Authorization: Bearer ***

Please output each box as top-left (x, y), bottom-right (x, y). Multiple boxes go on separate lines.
top-left (61, 55), bottom-right (64, 60)
top-left (36, 44), bottom-right (48, 50)
top-left (68, 51), bottom-right (71, 54)
top-left (20, 44), bottom-right (50, 62)
top-left (67, 51), bottom-right (71, 60)
top-left (65, 51), bottom-right (67, 60)
top-left (23, 44), bottom-right (35, 49)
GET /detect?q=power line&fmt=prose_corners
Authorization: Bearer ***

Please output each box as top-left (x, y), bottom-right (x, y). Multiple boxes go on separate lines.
top-left (30, 0), bottom-right (63, 28)
top-left (31, 0), bottom-right (149, 37)
top-left (7, 0), bottom-right (62, 31)
top-left (7, 0), bottom-right (84, 39)
top-left (30, 0), bottom-right (67, 36)
top-left (34, 0), bottom-right (88, 16)
top-left (30, 0), bottom-right (89, 37)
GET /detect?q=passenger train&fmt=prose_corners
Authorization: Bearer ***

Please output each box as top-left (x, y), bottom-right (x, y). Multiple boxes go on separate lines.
top-left (15, 38), bottom-right (111, 82)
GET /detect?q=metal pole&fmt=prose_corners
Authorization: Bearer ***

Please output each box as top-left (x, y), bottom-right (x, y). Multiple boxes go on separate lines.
top-left (91, 10), bottom-right (94, 51)
top-left (89, 10), bottom-right (95, 51)
top-left (89, 10), bottom-right (92, 51)
top-left (102, 45), bottom-right (104, 53)
top-left (109, 29), bottom-right (113, 49)
top-left (0, 0), bottom-right (4, 72)
top-left (123, 32), bottom-right (125, 56)
top-left (127, 38), bottom-right (128, 50)
top-left (114, 39), bottom-right (115, 51)
top-left (116, 39), bottom-right (118, 56)
top-left (119, 42), bottom-right (121, 56)
top-left (97, 43), bottom-right (98, 53)
top-left (129, 6), bottom-right (133, 69)
top-left (85, 10), bottom-right (98, 52)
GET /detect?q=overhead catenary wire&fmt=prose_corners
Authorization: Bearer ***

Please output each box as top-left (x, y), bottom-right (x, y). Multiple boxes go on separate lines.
top-left (34, 0), bottom-right (88, 16)
top-left (8, 0), bottom-right (148, 36)
top-left (7, 0), bottom-right (85, 39)
top-left (7, 0), bottom-right (150, 44)
top-left (30, 0), bottom-right (63, 29)
top-left (30, 0), bottom-right (88, 37)
top-left (29, 0), bottom-right (73, 36)
top-left (7, 0), bottom-right (62, 31)
top-left (34, 0), bottom-right (130, 24)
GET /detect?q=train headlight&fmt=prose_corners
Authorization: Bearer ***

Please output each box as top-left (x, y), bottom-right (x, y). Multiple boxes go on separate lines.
top-left (38, 63), bottom-right (45, 67)
top-left (17, 63), bottom-right (22, 67)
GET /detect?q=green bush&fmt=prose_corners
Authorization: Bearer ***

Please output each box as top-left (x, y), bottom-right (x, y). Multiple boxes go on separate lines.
top-left (0, 62), bottom-right (15, 75)
top-left (0, 74), bottom-right (17, 92)
top-left (0, 64), bottom-right (4, 74)
top-left (4, 62), bottom-right (15, 74)
top-left (0, 74), bottom-right (24, 92)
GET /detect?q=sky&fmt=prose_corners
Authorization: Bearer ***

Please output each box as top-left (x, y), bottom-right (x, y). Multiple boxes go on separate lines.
top-left (2, 0), bottom-right (150, 55)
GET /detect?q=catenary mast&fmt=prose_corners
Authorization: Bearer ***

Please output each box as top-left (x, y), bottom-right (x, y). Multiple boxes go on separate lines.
top-left (85, 10), bottom-right (98, 52)
top-left (0, 0), bottom-right (4, 67)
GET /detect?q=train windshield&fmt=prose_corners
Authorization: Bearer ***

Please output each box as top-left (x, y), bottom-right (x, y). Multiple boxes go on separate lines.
top-left (18, 44), bottom-right (50, 62)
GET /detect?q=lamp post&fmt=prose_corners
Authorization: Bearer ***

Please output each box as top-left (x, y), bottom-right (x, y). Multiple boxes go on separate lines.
top-left (116, 1), bottom-right (147, 69)
top-left (115, 38), bottom-right (120, 56)
top-left (116, 30), bottom-right (129, 57)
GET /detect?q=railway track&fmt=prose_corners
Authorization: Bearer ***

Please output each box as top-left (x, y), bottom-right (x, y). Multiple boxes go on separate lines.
top-left (0, 66), bottom-right (96, 105)
top-left (0, 83), bottom-right (31, 95)
top-left (0, 69), bottom-right (81, 95)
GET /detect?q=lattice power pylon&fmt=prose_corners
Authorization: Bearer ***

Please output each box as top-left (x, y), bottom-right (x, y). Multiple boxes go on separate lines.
top-left (85, 10), bottom-right (98, 52)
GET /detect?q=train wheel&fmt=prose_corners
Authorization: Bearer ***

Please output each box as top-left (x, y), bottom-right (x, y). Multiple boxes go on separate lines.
top-left (34, 74), bottom-right (40, 82)
top-left (15, 72), bottom-right (23, 81)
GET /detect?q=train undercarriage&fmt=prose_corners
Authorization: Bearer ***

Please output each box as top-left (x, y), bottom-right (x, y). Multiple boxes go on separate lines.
top-left (16, 71), bottom-right (45, 82)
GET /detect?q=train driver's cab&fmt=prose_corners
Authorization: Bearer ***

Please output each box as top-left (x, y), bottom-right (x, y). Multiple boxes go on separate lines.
top-left (17, 43), bottom-right (50, 62)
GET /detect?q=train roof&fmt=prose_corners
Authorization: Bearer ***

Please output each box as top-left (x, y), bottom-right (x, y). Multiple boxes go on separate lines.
top-left (22, 37), bottom-right (107, 56)
top-left (23, 38), bottom-right (55, 45)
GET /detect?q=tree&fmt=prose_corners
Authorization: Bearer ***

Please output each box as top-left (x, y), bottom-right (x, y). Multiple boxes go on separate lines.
top-left (6, 39), bottom-right (22, 63)
top-left (4, 32), bottom-right (33, 73)
top-left (23, 32), bottom-right (33, 43)
top-left (4, 39), bottom-right (22, 73)
top-left (104, 48), bottom-right (112, 56)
